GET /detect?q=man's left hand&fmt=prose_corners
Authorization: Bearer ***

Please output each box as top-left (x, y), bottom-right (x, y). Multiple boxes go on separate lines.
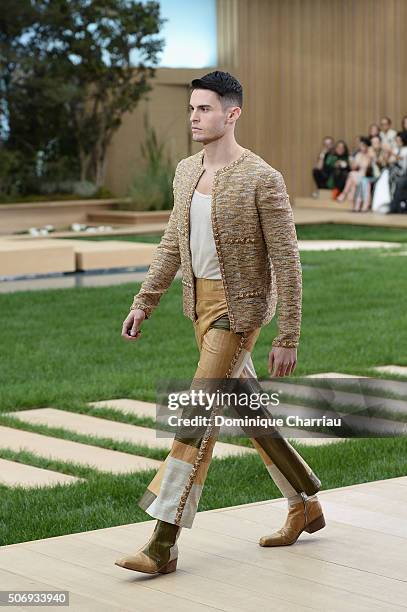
top-left (268, 346), bottom-right (297, 377)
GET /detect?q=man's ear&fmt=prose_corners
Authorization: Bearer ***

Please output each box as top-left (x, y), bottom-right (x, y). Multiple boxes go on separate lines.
top-left (228, 106), bottom-right (241, 123)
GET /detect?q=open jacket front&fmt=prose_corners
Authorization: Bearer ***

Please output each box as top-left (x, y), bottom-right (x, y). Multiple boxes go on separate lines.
top-left (131, 147), bottom-right (302, 348)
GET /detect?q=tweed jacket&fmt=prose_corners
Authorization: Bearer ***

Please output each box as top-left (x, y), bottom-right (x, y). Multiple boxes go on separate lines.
top-left (130, 147), bottom-right (302, 348)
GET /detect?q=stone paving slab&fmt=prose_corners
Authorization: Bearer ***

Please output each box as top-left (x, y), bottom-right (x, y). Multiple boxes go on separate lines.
top-left (0, 458), bottom-right (83, 488)
top-left (0, 425), bottom-right (161, 474)
top-left (297, 239), bottom-right (401, 251)
top-left (307, 372), bottom-right (368, 378)
top-left (307, 372), bottom-right (407, 397)
top-left (6, 409), bottom-right (255, 458)
top-left (262, 380), bottom-right (407, 414)
top-left (373, 365), bottom-right (407, 377)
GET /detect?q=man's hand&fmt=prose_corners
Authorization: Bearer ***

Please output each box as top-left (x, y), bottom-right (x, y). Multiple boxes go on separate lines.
top-left (268, 346), bottom-right (297, 377)
top-left (122, 308), bottom-right (146, 341)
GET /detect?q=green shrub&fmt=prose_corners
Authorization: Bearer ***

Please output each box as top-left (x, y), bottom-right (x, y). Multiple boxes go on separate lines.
top-left (125, 114), bottom-right (175, 211)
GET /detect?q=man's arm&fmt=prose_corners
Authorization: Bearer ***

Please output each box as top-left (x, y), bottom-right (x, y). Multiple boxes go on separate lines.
top-left (256, 169), bottom-right (302, 348)
top-left (130, 162), bottom-right (182, 319)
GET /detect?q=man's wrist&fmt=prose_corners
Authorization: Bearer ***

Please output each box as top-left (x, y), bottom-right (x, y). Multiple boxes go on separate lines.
top-left (130, 302), bottom-right (150, 319)
top-left (272, 338), bottom-right (298, 349)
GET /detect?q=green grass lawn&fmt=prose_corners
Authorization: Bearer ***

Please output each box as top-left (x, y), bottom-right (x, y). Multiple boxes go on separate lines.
top-left (1, 224), bottom-right (407, 545)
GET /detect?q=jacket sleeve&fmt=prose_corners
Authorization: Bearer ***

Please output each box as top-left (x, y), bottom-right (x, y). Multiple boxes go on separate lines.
top-left (130, 162), bottom-right (182, 319)
top-left (256, 169), bottom-right (302, 348)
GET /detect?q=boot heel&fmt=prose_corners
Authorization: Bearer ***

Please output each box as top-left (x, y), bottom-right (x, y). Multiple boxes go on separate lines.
top-left (159, 558), bottom-right (178, 574)
top-left (305, 514), bottom-right (325, 533)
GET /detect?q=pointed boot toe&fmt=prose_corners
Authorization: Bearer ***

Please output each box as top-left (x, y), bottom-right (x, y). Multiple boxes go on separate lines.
top-left (259, 496), bottom-right (326, 547)
top-left (114, 550), bottom-right (178, 574)
top-left (114, 519), bottom-right (181, 574)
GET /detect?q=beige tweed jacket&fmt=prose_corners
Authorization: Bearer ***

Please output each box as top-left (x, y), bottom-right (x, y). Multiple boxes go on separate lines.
top-left (130, 147), bottom-right (302, 348)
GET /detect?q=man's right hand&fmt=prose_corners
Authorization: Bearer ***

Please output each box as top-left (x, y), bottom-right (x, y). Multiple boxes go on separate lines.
top-left (122, 308), bottom-right (146, 341)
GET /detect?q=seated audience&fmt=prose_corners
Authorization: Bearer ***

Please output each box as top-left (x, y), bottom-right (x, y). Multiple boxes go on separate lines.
top-left (313, 114), bottom-right (407, 213)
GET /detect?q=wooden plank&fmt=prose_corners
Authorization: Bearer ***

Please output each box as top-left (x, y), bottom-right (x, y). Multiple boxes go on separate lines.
top-left (0, 546), bottom-right (275, 612)
top-left (0, 568), bottom-right (119, 612)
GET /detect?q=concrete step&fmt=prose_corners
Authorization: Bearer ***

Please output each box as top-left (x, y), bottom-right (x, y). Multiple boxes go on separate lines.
top-left (0, 457), bottom-right (84, 488)
top-left (295, 196), bottom-right (352, 211)
top-left (0, 239), bottom-right (75, 277)
top-left (87, 210), bottom-right (170, 225)
top-left (6, 409), bottom-right (256, 458)
top-left (0, 425), bottom-right (161, 474)
top-left (292, 206), bottom-right (407, 228)
top-left (53, 239), bottom-right (157, 270)
top-left (0, 237), bottom-right (159, 277)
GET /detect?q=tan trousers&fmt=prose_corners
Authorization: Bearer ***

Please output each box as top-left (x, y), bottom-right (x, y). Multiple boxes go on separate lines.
top-left (138, 278), bottom-right (321, 528)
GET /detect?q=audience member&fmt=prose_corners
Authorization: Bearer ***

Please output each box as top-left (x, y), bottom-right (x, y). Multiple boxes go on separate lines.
top-left (368, 123), bottom-right (380, 139)
top-left (379, 116), bottom-right (397, 152)
top-left (329, 140), bottom-right (351, 196)
top-left (336, 137), bottom-right (372, 210)
top-left (312, 136), bottom-right (336, 194)
top-left (388, 130), bottom-right (407, 213)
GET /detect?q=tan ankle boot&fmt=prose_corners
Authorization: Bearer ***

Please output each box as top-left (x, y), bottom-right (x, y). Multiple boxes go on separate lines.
top-left (115, 520), bottom-right (181, 574)
top-left (259, 496), bottom-right (325, 547)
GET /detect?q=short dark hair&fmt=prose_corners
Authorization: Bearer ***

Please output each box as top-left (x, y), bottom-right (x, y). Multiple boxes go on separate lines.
top-left (359, 136), bottom-right (371, 146)
top-left (190, 70), bottom-right (243, 110)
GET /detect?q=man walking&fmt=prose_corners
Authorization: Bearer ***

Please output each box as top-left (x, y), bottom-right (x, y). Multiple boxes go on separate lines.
top-left (115, 71), bottom-right (325, 575)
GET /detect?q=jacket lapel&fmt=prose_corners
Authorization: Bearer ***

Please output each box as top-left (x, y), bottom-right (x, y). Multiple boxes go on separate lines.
top-left (183, 150), bottom-right (206, 241)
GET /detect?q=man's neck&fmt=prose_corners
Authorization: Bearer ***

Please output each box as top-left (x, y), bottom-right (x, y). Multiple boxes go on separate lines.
top-left (202, 141), bottom-right (246, 171)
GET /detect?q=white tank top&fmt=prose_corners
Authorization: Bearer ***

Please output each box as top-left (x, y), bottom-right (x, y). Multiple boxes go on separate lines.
top-left (189, 189), bottom-right (222, 279)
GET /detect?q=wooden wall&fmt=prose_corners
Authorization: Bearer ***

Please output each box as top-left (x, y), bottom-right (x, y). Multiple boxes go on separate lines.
top-left (105, 0), bottom-right (407, 199)
top-left (104, 69), bottom-right (199, 197)
top-left (218, 0), bottom-right (407, 197)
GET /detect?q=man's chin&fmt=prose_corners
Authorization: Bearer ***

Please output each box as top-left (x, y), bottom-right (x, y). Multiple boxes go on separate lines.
top-left (193, 134), bottom-right (210, 145)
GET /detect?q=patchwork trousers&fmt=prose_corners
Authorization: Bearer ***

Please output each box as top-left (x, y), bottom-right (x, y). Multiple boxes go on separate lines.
top-left (137, 278), bottom-right (322, 528)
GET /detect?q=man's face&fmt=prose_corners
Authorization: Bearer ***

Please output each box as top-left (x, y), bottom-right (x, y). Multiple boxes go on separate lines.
top-left (188, 89), bottom-right (240, 144)
top-left (323, 138), bottom-right (334, 150)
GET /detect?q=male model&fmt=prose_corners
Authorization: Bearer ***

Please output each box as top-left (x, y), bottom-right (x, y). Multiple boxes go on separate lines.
top-left (115, 71), bottom-right (325, 575)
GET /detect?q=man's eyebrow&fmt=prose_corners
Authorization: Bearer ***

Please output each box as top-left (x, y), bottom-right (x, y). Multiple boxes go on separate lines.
top-left (188, 104), bottom-right (212, 110)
